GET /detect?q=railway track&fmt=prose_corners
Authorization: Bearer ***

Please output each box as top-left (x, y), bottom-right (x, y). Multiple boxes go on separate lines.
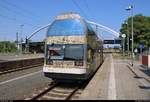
top-left (25, 81), bottom-right (84, 100)
top-left (23, 58), bottom-right (103, 100)
top-left (26, 64), bottom-right (103, 100)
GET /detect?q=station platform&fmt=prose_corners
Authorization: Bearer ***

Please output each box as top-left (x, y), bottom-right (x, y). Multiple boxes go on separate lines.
top-left (0, 53), bottom-right (44, 62)
top-left (0, 53), bottom-right (44, 74)
top-left (79, 54), bottom-right (150, 100)
top-left (79, 55), bottom-right (111, 100)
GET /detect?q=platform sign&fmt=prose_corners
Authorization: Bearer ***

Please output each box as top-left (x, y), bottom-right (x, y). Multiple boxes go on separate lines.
top-left (104, 40), bottom-right (114, 44)
top-left (139, 43), bottom-right (144, 49)
top-left (104, 39), bottom-right (121, 44)
top-left (139, 43), bottom-right (144, 54)
top-left (121, 34), bottom-right (126, 38)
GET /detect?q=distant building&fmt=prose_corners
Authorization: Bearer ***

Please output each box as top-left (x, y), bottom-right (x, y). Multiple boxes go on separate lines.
top-left (22, 42), bottom-right (44, 53)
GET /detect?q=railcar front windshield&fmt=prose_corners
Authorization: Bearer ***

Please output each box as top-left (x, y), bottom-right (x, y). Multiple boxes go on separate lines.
top-left (47, 19), bottom-right (85, 36)
top-left (47, 44), bottom-right (84, 60)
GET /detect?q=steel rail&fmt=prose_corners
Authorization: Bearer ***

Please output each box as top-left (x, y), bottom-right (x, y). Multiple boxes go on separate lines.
top-left (31, 82), bottom-right (58, 100)
top-left (65, 86), bottom-right (80, 100)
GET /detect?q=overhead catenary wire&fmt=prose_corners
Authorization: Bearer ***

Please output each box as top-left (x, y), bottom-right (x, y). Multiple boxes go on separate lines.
top-left (71, 0), bottom-right (103, 39)
top-left (1, 0), bottom-right (42, 22)
top-left (83, 0), bottom-right (93, 20)
top-left (71, 0), bottom-right (90, 19)
top-left (0, 3), bottom-right (41, 24)
top-left (0, 0), bottom-right (45, 43)
top-left (72, 0), bottom-right (104, 39)
top-left (0, 1), bottom-right (41, 28)
top-left (0, 4), bottom-right (35, 22)
top-left (0, 14), bottom-right (39, 28)
top-left (0, 14), bottom-right (16, 21)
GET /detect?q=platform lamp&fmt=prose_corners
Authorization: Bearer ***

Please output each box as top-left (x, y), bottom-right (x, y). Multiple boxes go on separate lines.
top-left (20, 24), bottom-right (24, 54)
top-left (126, 5), bottom-right (134, 66)
top-left (125, 21), bottom-right (129, 55)
top-left (122, 34), bottom-right (126, 56)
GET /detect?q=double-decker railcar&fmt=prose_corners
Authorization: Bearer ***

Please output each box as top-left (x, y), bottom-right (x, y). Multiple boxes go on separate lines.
top-left (43, 13), bottom-right (103, 81)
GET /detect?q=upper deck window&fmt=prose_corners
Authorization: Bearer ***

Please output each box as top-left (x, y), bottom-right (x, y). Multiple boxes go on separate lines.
top-left (87, 24), bottom-right (95, 35)
top-left (47, 19), bottom-right (85, 36)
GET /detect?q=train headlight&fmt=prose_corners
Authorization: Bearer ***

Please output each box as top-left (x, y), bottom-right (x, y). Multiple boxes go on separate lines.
top-left (75, 61), bottom-right (83, 66)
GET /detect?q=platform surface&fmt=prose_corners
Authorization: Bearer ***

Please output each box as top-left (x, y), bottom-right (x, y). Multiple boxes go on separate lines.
top-left (0, 53), bottom-right (44, 62)
top-left (79, 54), bottom-right (150, 100)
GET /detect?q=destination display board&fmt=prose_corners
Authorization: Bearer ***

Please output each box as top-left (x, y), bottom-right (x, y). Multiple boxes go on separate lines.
top-left (46, 36), bottom-right (87, 44)
top-left (104, 40), bottom-right (121, 44)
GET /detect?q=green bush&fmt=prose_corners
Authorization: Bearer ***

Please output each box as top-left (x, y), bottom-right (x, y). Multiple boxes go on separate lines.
top-left (0, 41), bottom-right (17, 53)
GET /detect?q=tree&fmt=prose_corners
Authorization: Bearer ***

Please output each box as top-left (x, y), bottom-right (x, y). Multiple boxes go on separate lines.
top-left (120, 14), bottom-right (150, 50)
top-left (0, 41), bottom-right (17, 53)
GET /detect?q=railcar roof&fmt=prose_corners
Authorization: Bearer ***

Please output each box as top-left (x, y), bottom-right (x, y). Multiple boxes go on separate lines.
top-left (55, 12), bottom-right (83, 20)
top-left (47, 13), bottom-right (87, 36)
top-left (47, 12), bottom-right (99, 37)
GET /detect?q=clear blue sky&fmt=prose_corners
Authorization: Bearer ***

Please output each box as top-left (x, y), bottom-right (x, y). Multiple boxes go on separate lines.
top-left (0, 0), bottom-right (150, 41)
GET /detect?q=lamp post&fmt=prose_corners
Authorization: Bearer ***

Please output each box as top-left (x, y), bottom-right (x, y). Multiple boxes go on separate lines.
top-left (125, 21), bottom-right (129, 55)
top-left (16, 32), bottom-right (19, 55)
top-left (122, 34), bottom-right (126, 56)
top-left (25, 36), bottom-right (28, 53)
top-left (126, 5), bottom-right (134, 66)
top-left (20, 24), bottom-right (24, 54)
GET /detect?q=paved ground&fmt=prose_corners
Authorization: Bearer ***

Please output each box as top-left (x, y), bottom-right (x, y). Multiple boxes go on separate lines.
top-left (114, 58), bottom-right (150, 100)
top-left (0, 54), bottom-right (149, 100)
top-left (79, 54), bottom-right (111, 100)
top-left (80, 54), bottom-right (150, 100)
top-left (133, 60), bottom-right (150, 78)
top-left (0, 66), bottom-right (51, 100)
top-left (0, 53), bottom-right (44, 62)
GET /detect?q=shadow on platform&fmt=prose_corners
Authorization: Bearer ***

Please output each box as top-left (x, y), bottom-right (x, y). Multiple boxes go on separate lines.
top-left (139, 85), bottom-right (150, 90)
top-left (139, 65), bottom-right (150, 77)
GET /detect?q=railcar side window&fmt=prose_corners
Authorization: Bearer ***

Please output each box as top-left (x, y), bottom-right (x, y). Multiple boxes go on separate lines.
top-left (87, 47), bottom-right (94, 62)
